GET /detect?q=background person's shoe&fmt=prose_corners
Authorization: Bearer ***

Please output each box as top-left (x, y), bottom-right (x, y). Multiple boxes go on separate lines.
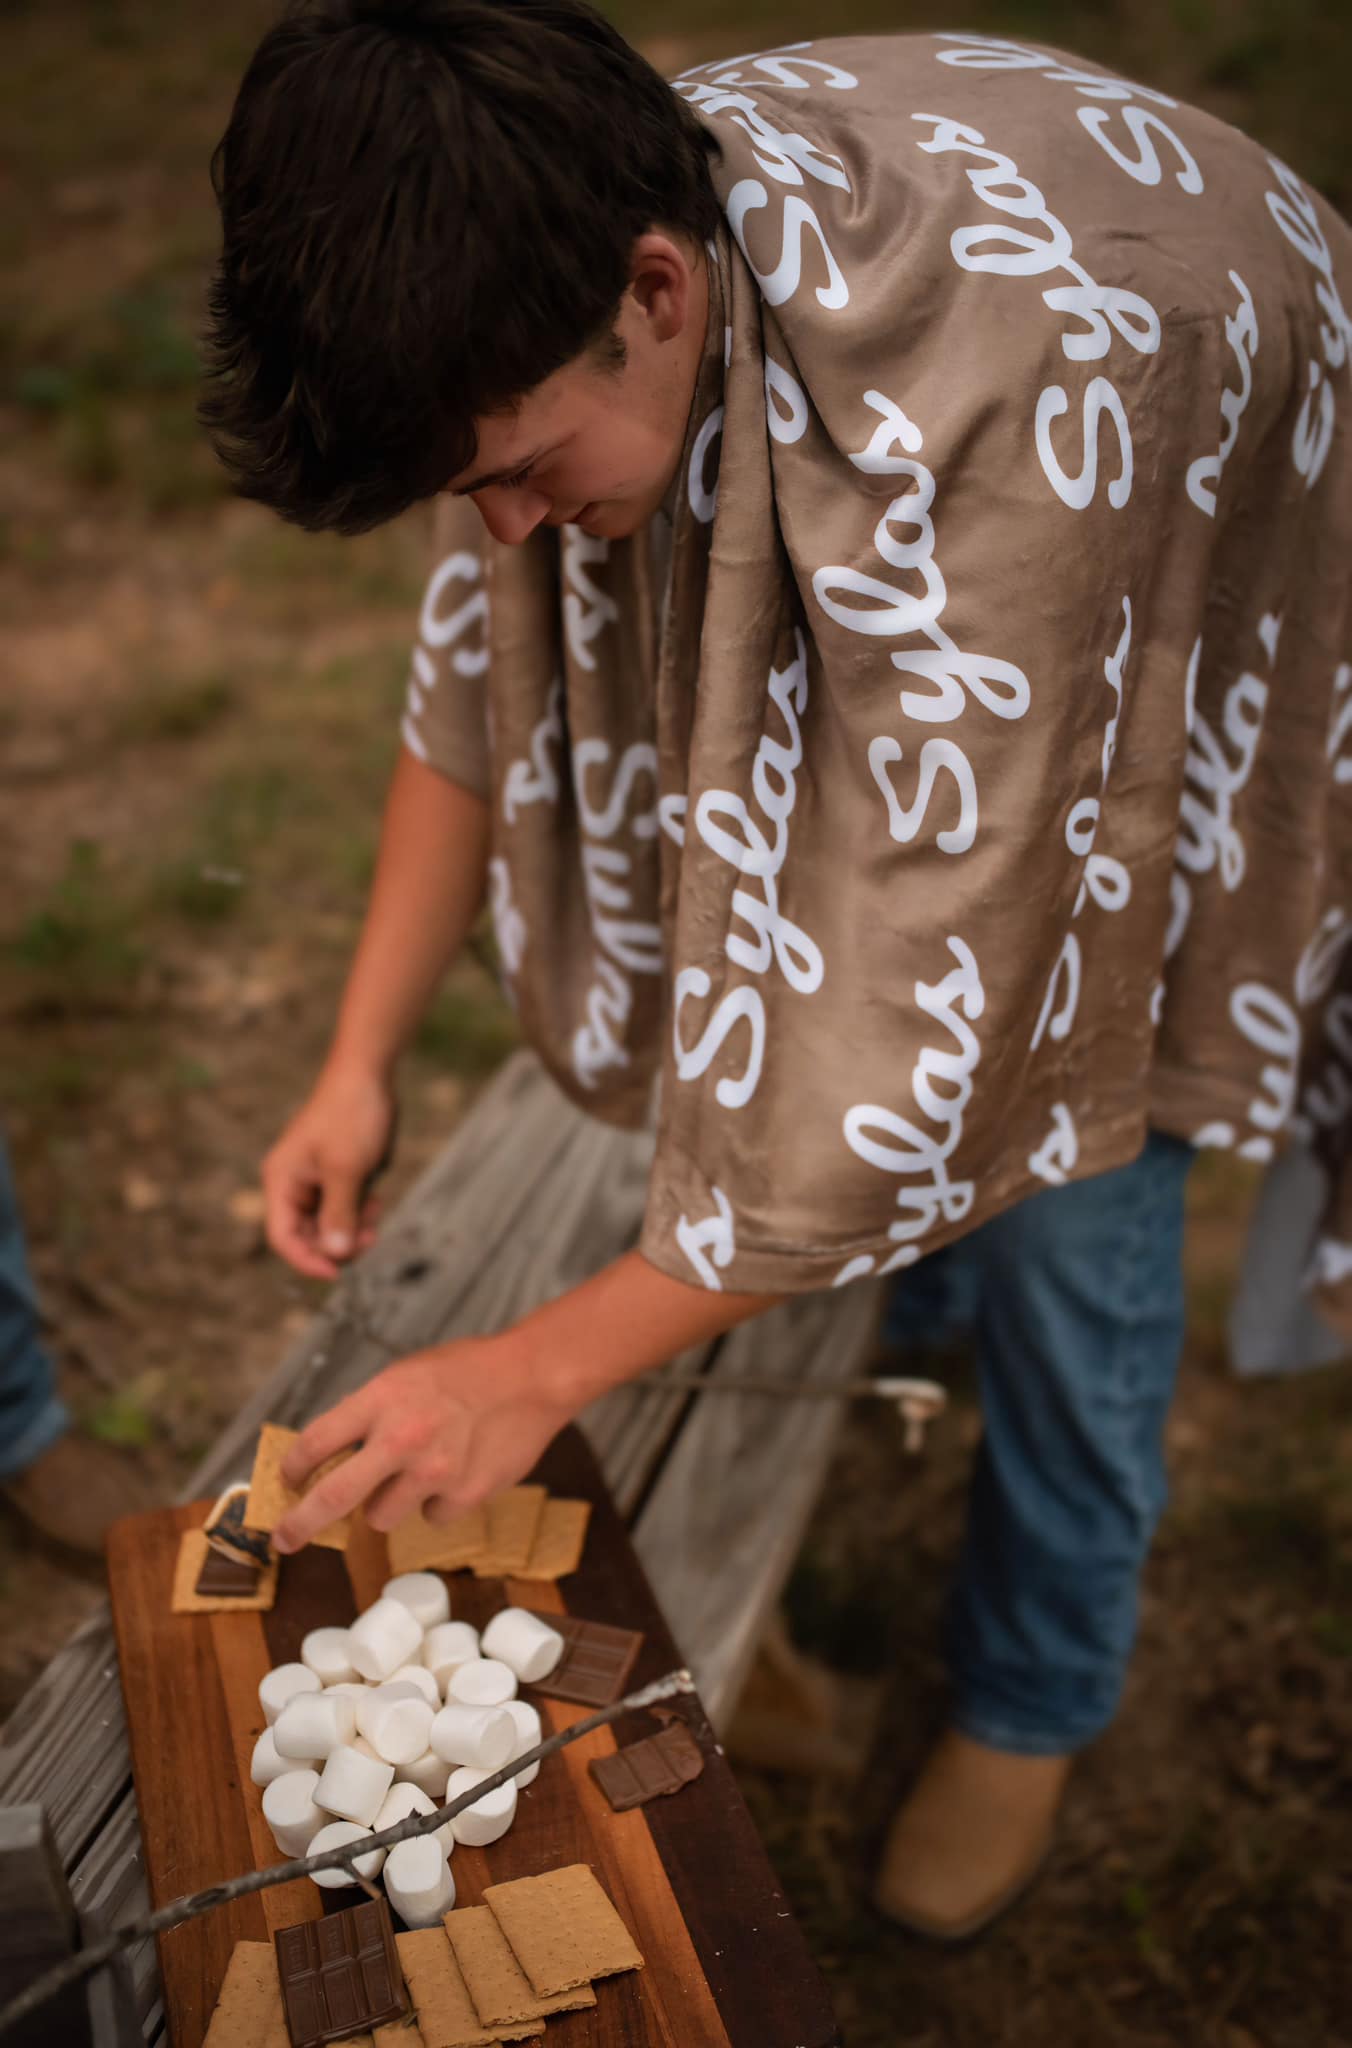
top-left (1, 1429), bottom-right (162, 1558)
top-left (873, 1729), bottom-right (1071, 1942)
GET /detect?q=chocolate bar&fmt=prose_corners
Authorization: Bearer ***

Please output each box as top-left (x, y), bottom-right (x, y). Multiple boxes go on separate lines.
top-left (523, 1610), bottom-right (642, 1707)
top-left (203, 1481), bottom-right (273, 1567)
top-left (273, 1897), bottom-right (408, 2047)
top-left (589, 1717), bottom-right (705, 1811)
top-left (193, 1546), bottom-right (264, 1599)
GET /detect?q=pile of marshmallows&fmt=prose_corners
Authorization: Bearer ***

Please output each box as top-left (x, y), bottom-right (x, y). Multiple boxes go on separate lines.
top-left (251, 1574), bottom-right (564, 1930)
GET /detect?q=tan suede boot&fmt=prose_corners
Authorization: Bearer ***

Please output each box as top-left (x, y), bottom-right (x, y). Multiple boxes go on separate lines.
top-left (1, 1430), bottom-right (161, 1559)
top-left (874, 1729), bottom-right (1071, 1942)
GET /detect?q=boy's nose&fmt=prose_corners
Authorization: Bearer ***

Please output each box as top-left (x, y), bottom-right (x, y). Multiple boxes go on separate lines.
top-left (475, 487), bottom-right (551, 546)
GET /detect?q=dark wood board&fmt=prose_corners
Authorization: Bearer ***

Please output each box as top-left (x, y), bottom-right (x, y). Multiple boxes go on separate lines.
top-left (106, 1426), bottom-right (840, 2048)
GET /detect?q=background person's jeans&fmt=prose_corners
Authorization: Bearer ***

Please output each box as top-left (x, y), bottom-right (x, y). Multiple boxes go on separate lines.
top-left (0, 1137), bottom-right (70, 1483)
top-left (889, 1130), bottom-right (1194, 1755)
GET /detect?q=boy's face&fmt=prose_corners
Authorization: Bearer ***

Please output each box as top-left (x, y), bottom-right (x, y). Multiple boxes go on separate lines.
top-left (444, 230), bottom-right (709, 546)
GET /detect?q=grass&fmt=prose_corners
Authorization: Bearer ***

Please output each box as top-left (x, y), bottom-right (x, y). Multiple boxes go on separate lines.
top-left (415, 977), bottom-right (520, 1081)
top-left (2, 841), bottom-right (144, 1010)
top-left (115, 672), bottom-right (235, 744)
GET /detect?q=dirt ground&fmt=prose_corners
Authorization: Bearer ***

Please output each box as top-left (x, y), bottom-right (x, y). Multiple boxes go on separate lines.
top-left (2, 2), bottom-right (1350, 2043)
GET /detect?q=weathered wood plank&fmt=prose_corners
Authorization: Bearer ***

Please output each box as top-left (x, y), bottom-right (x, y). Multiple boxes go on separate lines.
top-left (65, 1789), bottom-right (158, 2035)
top-left (632, 1279), bottom-right (884, 1724)
top-left (0, 1610), bottom-right (127, 1869)
top-left (0, 1803), bottom-right (92, 2047)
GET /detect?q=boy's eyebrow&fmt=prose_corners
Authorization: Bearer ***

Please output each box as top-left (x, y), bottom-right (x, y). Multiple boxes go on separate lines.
top-left (449, 447), bottom-right (548, 496)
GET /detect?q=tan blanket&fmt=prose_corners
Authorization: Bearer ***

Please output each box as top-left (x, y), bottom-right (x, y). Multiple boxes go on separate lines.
top-left (403, 33), bottom-right (1352, 1321)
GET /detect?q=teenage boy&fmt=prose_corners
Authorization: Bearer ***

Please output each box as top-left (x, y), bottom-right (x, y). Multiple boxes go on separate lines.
top-left (203, 3), bottom-right (1352, 1937)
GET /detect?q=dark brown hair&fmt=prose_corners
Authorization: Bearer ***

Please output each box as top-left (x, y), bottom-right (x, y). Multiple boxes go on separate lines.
top-left (200, 0), bottom-right (719, 533)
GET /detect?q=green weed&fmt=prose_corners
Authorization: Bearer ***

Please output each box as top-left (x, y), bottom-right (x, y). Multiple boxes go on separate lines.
top-left (3, 841), bottom-right (142, 1003)
top-left (116, 672), bottom-right (235, 744)
top-left (415, 981), bottom-right (519, 1079)
top-left (83, 1389), bottom-right (157, 1449)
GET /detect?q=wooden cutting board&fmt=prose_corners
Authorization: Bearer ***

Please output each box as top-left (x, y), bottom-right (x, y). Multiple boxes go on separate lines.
top-left (107, 1426), bottom-right (840, 2048)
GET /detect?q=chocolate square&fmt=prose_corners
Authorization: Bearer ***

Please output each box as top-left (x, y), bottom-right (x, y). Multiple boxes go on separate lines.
top-left (590, 1718), bottom-right (705, 1811)
top-left (274, 1897), bottom-right (408, 2046)
top-left (193, 1546), bottom-right (264, 1598)
top-left (524, 1610), bottom-right (643, 1707)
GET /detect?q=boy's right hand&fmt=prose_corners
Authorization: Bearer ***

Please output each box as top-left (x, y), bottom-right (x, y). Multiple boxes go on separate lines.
top-left (262, 1063), bottom-right (397, 1280)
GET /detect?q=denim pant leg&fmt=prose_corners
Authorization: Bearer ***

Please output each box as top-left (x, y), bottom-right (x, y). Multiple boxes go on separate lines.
top-left (944, 1130), bottom-right (1193, 1756)
top-left (0, 1137), bottom-right (70, 1483)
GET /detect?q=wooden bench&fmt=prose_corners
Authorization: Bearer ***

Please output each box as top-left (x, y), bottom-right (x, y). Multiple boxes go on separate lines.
top-left (0, 1050), bottom-right (883, 2043)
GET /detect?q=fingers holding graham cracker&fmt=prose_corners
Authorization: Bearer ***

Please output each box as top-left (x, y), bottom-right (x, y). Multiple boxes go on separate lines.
top-left (246, 1421), bottom-right (355, 1552)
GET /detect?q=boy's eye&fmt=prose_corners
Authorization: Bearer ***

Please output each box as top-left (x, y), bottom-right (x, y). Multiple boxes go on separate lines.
top-left (495, 467), bottom-right (533, 491)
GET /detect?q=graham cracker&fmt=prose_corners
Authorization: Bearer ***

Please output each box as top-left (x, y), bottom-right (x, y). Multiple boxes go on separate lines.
top-left (246, 1421), bottom-right (354, 1552)
top-left (372, 2021), bottom-right (427, 2048)
top-left (203, 1941), bottom-right (291, 2048)
top-left (171, 1528), bottom-right (279, 1615)
top-left (203, 1938), bottom-right (381, 2047)
top-left (512, 1498), bottom-right (591, 1582)
top-left (442, 1906), bottom-right (597, 2026)
top-left (472, 1486), bottom-right (547, 1578)
top-left (394, 1929), bottom-right (537, 2046)
top-left (483, 1865), bottom-right (644, 1998)
top-left (388, 1503), bottom-right (488, 1575)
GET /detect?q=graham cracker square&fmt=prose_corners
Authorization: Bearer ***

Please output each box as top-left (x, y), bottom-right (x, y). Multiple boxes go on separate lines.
top-left (202, 1941), bottom-right (293, 2048)
top-left (171, 1528), bottom-right (279, 1615)
top-left (472, 1486), bottom-right (546, 1578)
top-left (513, 1499), bottom-right (591, 1583)
top-left (394, 1929), bottom-right (538, 2046)
top-left (388, 1503), bottom-right (488, 1575)
top-left (442, 1906), bottom-right (596, 2027)
top-left (246, 1421), bottom-right (354, 1552)
top-left (483, 1866), bottom-right (644, 1998)
top-left (371, 2021), bottom-right (427, 2047)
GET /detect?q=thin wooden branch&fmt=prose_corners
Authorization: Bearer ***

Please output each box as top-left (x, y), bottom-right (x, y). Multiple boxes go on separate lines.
top-left (342, 1284), bottom-right (946, 1433)
top-left (0, 1668), bottom-right (695, 2041)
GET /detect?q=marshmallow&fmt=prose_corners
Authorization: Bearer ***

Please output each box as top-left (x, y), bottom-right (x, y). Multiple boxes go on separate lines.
top-left (394, 1748), bottom-right (451, 1800)
top-left (348, 1597), bottom-right (423, 1682)
top-left (250, 1726), bottom-right (315, 1789)
top-left (422, 1622), bottom-right (480, 1694)
top-left (382, 1571), bottom-right (450, 1630)
top-left (307, 1820), bottom-right (386, 1889)
top-left (481, 1609), bottom-right (565, 1685)
top-left (261, 1769), bottom-right (325, 1858)
top-left (383, 1836), bottom-right (456, 1928)
top-left (273, 1691), bottom-right (357, 1761)
top-left (325, 1680), bottom-right (370, 1700)
top-left (374, 1781), bottom-right (454, 1858)
top-left (300, 1627), bottom-right (357, 1686)
top-left (365, 1691), bottom-right (434, 1767)
top-left (445, 1658), bottom-right (517, 1708)
top-left (355, 1681), bottom-right (422, 1743)
top-left (389, 1663), bottom-right (441, 1709)
top-left (258, 1663), bottom-right (321, 1727)
top-left (501, 1699), bottom-right (543, 1788)
top-left (429, 1702), bottom-right (515, 1773)
top-left (352, 1736), bottom-right (382, 1762)
top-left (446, 1767), bottom-right (517, 1848)
top-left (314, 1743), bottom-right (395, 1826)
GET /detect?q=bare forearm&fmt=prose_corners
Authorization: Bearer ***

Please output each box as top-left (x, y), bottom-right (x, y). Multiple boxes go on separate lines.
top-left (275, 1250), bottom-right (782, 1548)
top-left (517, 1249), bottom-right (780, 1410)
top-left (328, 748), bottom-right (490, 1081)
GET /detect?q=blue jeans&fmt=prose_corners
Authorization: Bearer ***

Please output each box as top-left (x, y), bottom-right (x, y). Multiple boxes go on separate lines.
top-left (0, 1137), bottom-right (70, 1483)
top-left (887, 1130), bottom-right (1193, 1755)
